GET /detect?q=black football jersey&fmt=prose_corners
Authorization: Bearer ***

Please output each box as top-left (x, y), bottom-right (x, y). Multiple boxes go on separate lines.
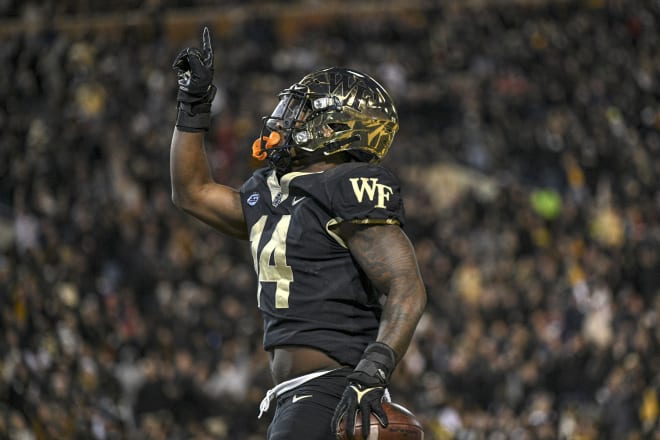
top-left (239, 162), bottom-right (405, 367)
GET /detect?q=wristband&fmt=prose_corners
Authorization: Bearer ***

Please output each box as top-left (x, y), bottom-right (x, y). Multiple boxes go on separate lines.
top-left (349, 341), bottom-right (397, 386)
top-left (175, 101), bottom-right (211, 132)
top-left (174, 84), bottom-right (216, 132)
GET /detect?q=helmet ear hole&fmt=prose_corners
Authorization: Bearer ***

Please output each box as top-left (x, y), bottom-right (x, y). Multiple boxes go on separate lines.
top-left (347, 149), bottom-right (376, 163)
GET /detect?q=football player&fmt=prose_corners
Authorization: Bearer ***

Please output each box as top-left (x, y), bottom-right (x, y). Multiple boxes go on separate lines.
top-left (170, 27), bottom-right (427, 440)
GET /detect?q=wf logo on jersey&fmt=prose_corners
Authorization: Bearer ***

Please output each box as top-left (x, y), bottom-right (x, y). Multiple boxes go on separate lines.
top-left (349, 177), bottom-right (393, 209)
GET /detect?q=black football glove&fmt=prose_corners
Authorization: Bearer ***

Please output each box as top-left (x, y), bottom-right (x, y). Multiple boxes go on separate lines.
top-left (172, 26), bottom-right (216, 132)
top-left (331, 342), bottom-right (397, 439)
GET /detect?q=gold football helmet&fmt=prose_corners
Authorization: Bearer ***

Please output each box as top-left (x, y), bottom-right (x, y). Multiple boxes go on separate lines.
top-left (253, 67), bottom-right (399, 172)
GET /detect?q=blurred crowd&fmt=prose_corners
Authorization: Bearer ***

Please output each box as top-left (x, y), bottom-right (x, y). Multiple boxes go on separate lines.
top-left (0, 0), bottom-right (234, 18)
top-left (2, 0), bottom-right (659, 439)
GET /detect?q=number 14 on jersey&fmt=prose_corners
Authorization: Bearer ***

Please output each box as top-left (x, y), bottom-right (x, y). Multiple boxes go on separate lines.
top-left (249, 215), bottom-right (294, 308)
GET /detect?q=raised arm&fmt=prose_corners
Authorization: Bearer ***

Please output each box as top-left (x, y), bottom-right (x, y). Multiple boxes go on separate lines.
top-left (169, 27), bottom-right (247, 240)
top-left (170, 130), bottom-right (247, 239)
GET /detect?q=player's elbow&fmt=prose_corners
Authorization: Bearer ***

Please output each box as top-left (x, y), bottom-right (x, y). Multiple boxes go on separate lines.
top-left (417, 287), bottom-right (428, 316)
top-left (171, 187), bottom-right (195, 212)
top-left (411, 281), bottom-right (427, 318)
top-left (171, 192), bottom-right (206, 223)
top-left (388, 277), bottom-right (427, 318)
top-left (171, 189), bottom-right (184, 209)
top-left (399, 276), bottom-right (427, 320)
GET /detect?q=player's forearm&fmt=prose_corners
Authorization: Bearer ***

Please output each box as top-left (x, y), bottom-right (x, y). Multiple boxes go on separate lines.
top-left (377, 276), bottom-right (426, 362)
top-left (170, 128), bottom-right (214, 208)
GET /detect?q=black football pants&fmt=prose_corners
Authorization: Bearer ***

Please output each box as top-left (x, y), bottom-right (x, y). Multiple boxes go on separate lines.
top-left (267, 367), bottom-right (351, 440)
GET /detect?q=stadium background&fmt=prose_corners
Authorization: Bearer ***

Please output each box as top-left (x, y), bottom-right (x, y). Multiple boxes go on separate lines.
top-left (1, 0), bottom-right (659, 438)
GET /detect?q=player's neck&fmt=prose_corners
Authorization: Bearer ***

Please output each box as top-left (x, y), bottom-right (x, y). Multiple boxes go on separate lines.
top-left (296, 161), bottom-right (339, 173)
top-left (292, 154), bottom-right (347, 173)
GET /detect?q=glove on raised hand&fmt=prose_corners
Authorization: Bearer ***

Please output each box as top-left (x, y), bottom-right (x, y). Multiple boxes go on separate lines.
top-left (172, 26), bottom-right (216, 132)
top-left (331, 342), bottom-right (397, 439)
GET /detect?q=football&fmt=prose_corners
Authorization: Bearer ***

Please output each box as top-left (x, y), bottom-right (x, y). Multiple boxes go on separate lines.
top-left (336, 402), bottom-right (424, 440)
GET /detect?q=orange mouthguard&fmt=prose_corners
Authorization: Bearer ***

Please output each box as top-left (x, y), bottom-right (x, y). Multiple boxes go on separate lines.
top-left (252, 131), bottom-right (281, 160)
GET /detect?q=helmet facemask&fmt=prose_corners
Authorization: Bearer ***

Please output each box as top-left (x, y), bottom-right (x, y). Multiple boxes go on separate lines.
top-left (252, 68), bottom-right (399, 174)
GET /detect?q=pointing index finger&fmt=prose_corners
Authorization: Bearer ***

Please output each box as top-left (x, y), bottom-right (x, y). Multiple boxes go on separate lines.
top-left (202, 26), bottom-right (213, 65)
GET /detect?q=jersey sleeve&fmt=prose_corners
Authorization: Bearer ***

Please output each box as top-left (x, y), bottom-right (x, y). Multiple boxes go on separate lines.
top-left (329, 164), bottom-right (405, 225)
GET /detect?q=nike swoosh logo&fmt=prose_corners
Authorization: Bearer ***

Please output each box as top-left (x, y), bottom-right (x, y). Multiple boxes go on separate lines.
top-left (292, 394), bottom-right (313, 403)
top-left (292, 196), bottom-right (306, 206)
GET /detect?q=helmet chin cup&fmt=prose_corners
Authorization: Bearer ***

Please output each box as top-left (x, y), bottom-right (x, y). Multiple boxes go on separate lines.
top-left (252, 131), bottom-right (282, 161)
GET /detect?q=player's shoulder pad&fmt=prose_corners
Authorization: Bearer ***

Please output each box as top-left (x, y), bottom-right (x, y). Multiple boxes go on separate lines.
top-left (324, 162), bottom-right (404, 225)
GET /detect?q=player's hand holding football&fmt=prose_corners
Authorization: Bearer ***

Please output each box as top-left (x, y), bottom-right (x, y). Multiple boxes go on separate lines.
top-left (332, 342), bottom-right (397, 439)
top-left (172, 26), bottom-right (216, 132)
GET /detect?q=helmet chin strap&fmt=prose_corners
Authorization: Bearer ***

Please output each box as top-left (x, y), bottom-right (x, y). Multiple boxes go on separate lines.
top-left (269, 148), bottom-right (293, 175)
